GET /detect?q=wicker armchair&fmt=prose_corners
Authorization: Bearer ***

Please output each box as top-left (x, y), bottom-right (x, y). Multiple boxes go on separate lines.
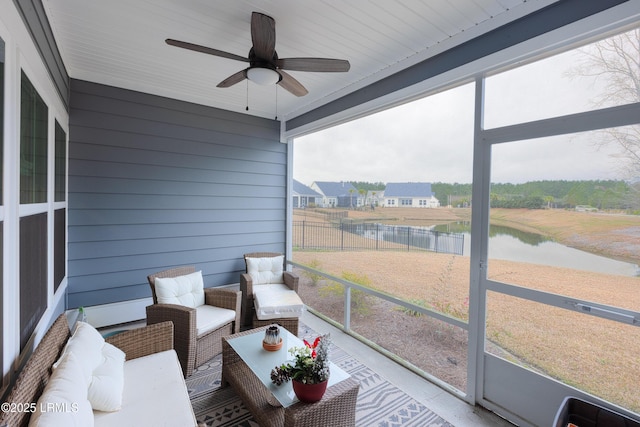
top-left (240, 252), bottom-right (301, 335)
top-left (146, 265), bottom-right (241, 377)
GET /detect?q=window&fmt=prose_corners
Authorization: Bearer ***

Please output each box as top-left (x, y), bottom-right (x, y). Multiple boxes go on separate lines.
top-left (20, 71), bottom-right (48, 204)
top-left (54, 121), bottom-right (66, 202)
top-left (54, 209), bottom-right (65, 291)
top-left (19, 72), bottom-right (49, 351)
top-left (54, 122), bottom-right (66, 289)
top-left (20, 213), bottom-right (47, 351)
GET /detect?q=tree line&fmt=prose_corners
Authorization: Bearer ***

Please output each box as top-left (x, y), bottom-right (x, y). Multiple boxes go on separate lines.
top-left (349, 180), bottom-right (639, 211)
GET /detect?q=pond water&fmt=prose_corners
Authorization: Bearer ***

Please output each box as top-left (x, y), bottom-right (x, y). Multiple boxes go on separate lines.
top-left (433, 223), bottom-right (639, 277)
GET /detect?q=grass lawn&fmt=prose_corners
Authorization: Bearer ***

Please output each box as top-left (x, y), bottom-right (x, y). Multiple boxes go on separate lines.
top-left (292, 207), bottom-right (640, 413)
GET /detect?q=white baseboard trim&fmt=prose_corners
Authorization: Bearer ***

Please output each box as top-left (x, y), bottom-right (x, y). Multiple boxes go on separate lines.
top-left (77, 283), bottom-right (240, 328)
top-left (81, 298), bottom-right (152, 328)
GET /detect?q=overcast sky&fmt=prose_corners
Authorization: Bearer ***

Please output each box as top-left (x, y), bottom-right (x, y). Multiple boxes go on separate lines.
top-left (293, 46), bottom-right (627, 186)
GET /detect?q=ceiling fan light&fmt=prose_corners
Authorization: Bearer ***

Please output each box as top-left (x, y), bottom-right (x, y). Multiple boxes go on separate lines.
top-left (247, 67), bottom-right (280, 85)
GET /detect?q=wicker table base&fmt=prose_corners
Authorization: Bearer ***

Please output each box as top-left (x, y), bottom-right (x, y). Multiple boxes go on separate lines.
top-left (222, 326), bottom-right (359, 427)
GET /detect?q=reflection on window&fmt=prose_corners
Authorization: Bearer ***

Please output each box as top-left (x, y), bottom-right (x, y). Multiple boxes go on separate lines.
top-left (484, 26), bottom-right (640, 128)
top-left (20, 213), bottom-right (47, 351)
top-left (55, 121), bottom-right (66, 202)
top-left (20, 71), bottom-right (48, 204)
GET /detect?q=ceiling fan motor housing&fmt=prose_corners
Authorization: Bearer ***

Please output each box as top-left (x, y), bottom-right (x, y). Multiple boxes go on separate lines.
top-left (248, 47), bottom-right (282, 83)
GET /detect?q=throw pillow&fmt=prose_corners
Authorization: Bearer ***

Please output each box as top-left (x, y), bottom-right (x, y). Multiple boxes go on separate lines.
top-left (88, 342), bottom-right (126, 412)
top-left (53, 321), bottom-right (104, 386)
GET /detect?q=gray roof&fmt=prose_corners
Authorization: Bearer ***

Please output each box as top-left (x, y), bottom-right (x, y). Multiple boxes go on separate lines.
top-left (313, 181), bottom-right (359, 197)
top-left (384, 182), bottom-right (435, 197)
top-left (293, 180), bottom-right (321, 197)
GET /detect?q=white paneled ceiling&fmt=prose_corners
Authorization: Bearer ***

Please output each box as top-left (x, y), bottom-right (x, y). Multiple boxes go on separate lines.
top-left (43, 0), bottom-right (557, 120)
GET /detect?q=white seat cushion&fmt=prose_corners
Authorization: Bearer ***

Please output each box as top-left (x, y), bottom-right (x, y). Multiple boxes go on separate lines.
top-left (154, 270), bottom-right (205, 308)
top-left (253, 284), bottom-right (305, 320)
top-left (93, 350), bottom-right (196, 427)
top-left (195, 304), bottom-right (236, 336)
top-left (246, 256), bottom-right (285, 285)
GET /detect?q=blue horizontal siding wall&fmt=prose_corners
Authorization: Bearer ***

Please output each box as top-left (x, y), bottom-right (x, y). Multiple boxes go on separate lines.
top-left (67, 79), bottom-right (284, 308)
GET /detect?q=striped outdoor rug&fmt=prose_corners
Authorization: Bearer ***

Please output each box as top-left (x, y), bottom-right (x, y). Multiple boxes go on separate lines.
top-left (187, 324), bottom-right (453, 427)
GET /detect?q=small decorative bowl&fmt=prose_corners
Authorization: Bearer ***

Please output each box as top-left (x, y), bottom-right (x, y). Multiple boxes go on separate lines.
top-left (263, 338), bottom-right (283, 351)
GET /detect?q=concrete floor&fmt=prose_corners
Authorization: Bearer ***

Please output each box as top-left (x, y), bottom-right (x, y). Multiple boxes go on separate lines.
top-left (99, 311), bottom-right (515, 426)
top-left (300, 311), bottom-right (515, 427)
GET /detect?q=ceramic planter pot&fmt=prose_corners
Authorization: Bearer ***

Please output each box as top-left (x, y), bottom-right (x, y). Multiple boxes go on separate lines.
top-left (292, 379), bottom-right (328, 403)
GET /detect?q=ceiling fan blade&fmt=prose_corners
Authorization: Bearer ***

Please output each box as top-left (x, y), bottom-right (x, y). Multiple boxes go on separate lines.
top-left (217, 69), bottom-right (248, 88)
top-left (166, 39), bottom-right (249, 63)
top-left (277, 70), bottom-right (308, 97)
top-left (251, 12), bottom-right (276, 60)
top-left (276, 58), bottom-right (351, 72)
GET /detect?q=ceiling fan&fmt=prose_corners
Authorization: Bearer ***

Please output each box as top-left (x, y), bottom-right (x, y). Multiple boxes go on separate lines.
top-left (166, 11), bottom-right (350, 97)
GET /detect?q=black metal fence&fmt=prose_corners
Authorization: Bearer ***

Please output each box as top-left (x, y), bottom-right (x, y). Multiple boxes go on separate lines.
top-left (293, 220), bottom-right (464, 255)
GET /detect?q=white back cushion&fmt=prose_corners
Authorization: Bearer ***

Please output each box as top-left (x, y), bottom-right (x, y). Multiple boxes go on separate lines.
top-left (246, 256), bottom-right (284, 285)
top-left (154, 271), bottom-right (205, 308)
top-left (54, 321), bottom-right (105, 386)
top-left (29, 352), bottom-right (94, 427)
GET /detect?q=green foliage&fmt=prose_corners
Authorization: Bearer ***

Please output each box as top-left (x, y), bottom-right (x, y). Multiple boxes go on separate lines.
top-left (399, 298), bottom-right (427, 317)
top-left (491, 195), bottom-right (545, 209)
top-left (304, 259), bottom-right (323, 286)
top-left (432, 180), bottom-right (632, 210)
top-left (270, 334), bottom-right (331, 385)
top-left (341, 270), bottom-right (371, 287)
top-left (349, 181), bottom-right (386, 192)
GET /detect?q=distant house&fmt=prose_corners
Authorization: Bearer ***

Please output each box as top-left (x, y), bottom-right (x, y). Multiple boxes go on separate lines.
top-left (292, 180), bottom-right (322, 208)
top-left (383, 182), bottom-right (440, 208)
top-left (366, 190), bottom-right (384, 207)
top-left (310, 181), bottom-right (361, 208)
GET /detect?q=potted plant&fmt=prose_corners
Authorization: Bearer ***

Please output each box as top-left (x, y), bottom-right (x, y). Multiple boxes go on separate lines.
top-left (270, 334), bottom-right (331, 402)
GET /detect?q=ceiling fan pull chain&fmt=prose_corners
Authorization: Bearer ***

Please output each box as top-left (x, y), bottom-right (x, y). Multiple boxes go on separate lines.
top-left (275, 84), bottom-right (278, 120)
top-left (245, 79), bottom-right (249, 111)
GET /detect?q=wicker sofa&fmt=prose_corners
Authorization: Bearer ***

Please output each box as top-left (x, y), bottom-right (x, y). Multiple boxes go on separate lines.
top-left (0, 314), bottom-right (198, 427)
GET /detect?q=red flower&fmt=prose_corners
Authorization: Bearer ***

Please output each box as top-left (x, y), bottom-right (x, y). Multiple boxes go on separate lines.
top-left (304, 336), bottom-right (322, 358)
